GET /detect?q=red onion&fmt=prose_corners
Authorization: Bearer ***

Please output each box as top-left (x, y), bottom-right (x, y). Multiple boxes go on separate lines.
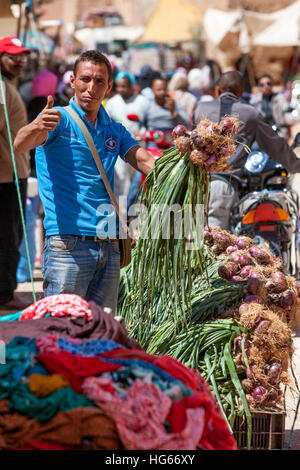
top-left (242, 379), bottom-right (254, 393)
top-left (174, 136), bottom-right (191, 153)
top-left (189, 130), bottom-right (198, 140)
top-left (239, 254), bottom-right (252, 267)
top-left (246, 367), bottom-right (254, 380)
top-left (192, 136), bottom-right (204, 149)
top-left (255, 320), bottom-right (271, 335)
top-left (267, 292), bottom-right (280, 304)
top-left (252, 386), bottom-right (267, 399)
top-left (247, 278), bottom-right (261, 295)
top-left (246, 394), bottom-right (255, 406)
top-left (189, 149), bottom-right (205, 165)
top-left (278, 289), bottom-right (294, 307)
top-left (270, 271), bottom-right (288, 292)
top-left (226, 245), bottom-right (238, 255)
top-left (214, 232), bottom-right (232, 249)
top-left (243, 295), bottom-right (263, 304)
top-left (218, 262), bottom-right (239, 280)
top-left (206, 155), bottom-right (218, 167)
top-left (203, 230), bottom-right (213, 243)
top-left (172, 124), bottom-right (188, 138)
top-left (234, 336), bottom-right (250, 354)
top-left (267, 388), bottom-right (279, 402)
top-left (235, 236), bottom-right (253, 250)
top-left (265, 280), bottom-right (276, 291)
top-left (240, 265), bottom-right (253, 278)
top-left (231, 275), bottom-right (243, 281)
top-left (230, 252), bottom-right (241, 264)
top-left (249, 246), bottom-right (271, 264)
top-left (249, 271), bottom-right (263, 279)
top-left (267, 362), bottom-right (281, 379)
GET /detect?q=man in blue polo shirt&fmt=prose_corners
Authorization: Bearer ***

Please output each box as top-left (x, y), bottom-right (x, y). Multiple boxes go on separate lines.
top-left (14, 50), bottom-right (155, 311)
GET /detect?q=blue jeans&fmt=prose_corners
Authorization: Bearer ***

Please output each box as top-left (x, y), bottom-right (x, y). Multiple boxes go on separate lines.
top-left (42, 235), bottom-right (120, 312)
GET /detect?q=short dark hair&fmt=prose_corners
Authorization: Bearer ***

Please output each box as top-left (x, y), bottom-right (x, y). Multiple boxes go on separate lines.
top-left (216, 71), bottom-right (244, 96)
top-left (74, 50), bottom-right (112, 80)
top-left (257, 73), bottom-right (273, 84)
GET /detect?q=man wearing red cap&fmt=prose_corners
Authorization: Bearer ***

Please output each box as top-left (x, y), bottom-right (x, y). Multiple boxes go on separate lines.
top-left (0, 36), bottom-right (31, 310)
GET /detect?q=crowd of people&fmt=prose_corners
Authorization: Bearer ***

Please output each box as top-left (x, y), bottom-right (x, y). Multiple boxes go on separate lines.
top-left (1, 34), bottom-right (300, 311)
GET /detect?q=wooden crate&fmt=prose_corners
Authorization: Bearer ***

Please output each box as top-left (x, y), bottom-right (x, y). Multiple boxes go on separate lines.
top-left (233, 410), bottom-right (286, 450)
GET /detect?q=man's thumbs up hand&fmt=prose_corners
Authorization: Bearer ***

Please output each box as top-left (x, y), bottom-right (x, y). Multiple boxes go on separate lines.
top-left (45, 95), bottom-right (54, 109)
top-left (34, 95), bottom-right (61, 132)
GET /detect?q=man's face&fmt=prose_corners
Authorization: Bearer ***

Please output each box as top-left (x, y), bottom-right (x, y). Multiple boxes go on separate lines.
top-left (0, 53), bottom-right (27, 78)
top-left (258, 77), bottom-right (273, 97)
top-left (152, 79), bottom-right (168, 106)
top-left (116, 77), bottom-right (133, 100)
top-left (70, 61), bottom-right (113, 114)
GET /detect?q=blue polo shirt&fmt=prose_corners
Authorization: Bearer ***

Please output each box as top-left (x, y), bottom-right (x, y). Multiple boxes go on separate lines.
top-left (35, 97), bottom-right (138, 237)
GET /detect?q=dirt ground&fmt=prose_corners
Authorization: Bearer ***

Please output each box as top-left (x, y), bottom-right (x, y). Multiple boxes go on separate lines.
top-left (0, 267), bottom-right (299, 451)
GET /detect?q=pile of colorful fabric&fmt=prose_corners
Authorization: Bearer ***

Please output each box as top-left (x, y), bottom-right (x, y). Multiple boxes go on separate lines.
top-left (0, 295), bottom-right (237, 450)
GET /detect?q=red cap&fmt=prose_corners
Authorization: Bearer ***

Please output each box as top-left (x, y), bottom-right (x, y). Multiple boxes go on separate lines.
top-left (0, 36), bottom-right (30, 55)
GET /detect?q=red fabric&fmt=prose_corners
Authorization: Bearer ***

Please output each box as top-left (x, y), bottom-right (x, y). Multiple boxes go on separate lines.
top-left (36, 350), bottom-right (121, 393)
top-left (14, 441), bottom-right (74, 450)
top-left (102, 348), bottom-right (237, 450)
top-left (20, 294), bottom-right (93, 321)
top-left (167, 393), bottom-right (237, 451)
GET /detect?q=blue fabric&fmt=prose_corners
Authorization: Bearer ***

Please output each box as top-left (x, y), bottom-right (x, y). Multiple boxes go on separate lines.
top-left (35, 97), bottom-right (138, 237)
top-left (99, 357), bottom-right (183, 386)
top-left (0, 311), bottom-right (22, 321)
top-left (42, 236), bottom-right (120, 311)
top-left (57, 337), bottom-right (122, 356)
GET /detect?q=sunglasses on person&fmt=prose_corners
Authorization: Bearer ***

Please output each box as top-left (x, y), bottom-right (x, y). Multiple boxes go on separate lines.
top-left (259, 81), bottom-right (272, 87)
top-left (3, 53), bottom-right (27, 62)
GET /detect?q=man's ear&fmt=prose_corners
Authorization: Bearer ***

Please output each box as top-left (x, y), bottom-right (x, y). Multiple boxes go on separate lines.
top-left (215, 86), bottom-right (222, 98)
top-left (104, 79), bottom-right (114, 98)
top-left (70, 73), bottom-right (75, 90)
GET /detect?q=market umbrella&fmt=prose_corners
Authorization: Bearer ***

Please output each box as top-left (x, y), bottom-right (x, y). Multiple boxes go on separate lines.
top-left (138, 0), bottom-right (203, 43)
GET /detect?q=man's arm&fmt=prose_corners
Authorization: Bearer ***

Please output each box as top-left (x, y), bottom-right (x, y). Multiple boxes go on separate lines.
top-left (256, 114), bottom-right (300, 173)
top-left (124, 145), bottom-right (155, 175)
top-left (14, 96), bottom-right (61, 152)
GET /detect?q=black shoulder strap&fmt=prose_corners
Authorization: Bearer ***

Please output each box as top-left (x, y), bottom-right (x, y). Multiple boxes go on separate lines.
top-left (219, 95), bottom-right (234, 122)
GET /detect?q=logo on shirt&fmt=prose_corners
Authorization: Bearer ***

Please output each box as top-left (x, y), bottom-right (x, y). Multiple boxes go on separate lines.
top-left (105, 137), bottom-right (117, 150)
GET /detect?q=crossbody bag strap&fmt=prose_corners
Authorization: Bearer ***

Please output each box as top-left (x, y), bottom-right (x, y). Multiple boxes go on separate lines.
top-left (65, 106), bottom-right (127, 237)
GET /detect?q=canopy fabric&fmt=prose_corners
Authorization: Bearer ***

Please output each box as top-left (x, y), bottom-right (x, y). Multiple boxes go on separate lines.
top-left (253, 0), bottom-right (300, 46)
top-left (74, 26), bottom-right (144, 47)
top-left (139, 0), bottom-right (203, 43)
top-left (204, 1), bottom-right (300, 48)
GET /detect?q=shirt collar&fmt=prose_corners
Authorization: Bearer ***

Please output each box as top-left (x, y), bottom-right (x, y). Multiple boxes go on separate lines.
top-left (69, 96), bottom-right (112, 128)
top-left (219, 92), bottom-right (239, 101)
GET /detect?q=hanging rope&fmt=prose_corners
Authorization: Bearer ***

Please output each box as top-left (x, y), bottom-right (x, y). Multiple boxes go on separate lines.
top-left (0, 68), bottom-right (36, 303)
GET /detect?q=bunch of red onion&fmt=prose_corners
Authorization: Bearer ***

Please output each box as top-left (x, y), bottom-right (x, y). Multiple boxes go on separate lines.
top-left (172, 117), bottom-right (238, 172)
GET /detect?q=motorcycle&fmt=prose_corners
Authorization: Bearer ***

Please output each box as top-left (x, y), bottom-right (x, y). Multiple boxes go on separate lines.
top-left (126, 114), bottom-right (173, 204)
top-left (230, 149), bottom-right (300, 277)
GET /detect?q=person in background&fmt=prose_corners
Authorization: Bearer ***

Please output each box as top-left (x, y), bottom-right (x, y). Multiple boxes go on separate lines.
top-left (250, 73), bottom-right (290, 139)
top-left (14, 50), bottom-right (155, 311)
top-left (143, 77), bottom-right (191, 137)
top-left (193, 71), bottom-right (300, 231)
top-left (136, 65), bottom-right (161, 102)
top-left (0, 36), bottom-right (31, 310)
top-left (105, 71), bottom-right (149, 203)
top-left (187, 68), bottom-right (204, 102)
top-left (105, 71), bottom-right (149, 135)
top-left (168, 71), bottom-right (197, 121)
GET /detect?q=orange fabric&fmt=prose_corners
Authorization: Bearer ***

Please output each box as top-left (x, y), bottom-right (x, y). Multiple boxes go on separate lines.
top-left (28, 374), bottom-right (70, 398)
top-left (0, 401), bottom-right (120, 450)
